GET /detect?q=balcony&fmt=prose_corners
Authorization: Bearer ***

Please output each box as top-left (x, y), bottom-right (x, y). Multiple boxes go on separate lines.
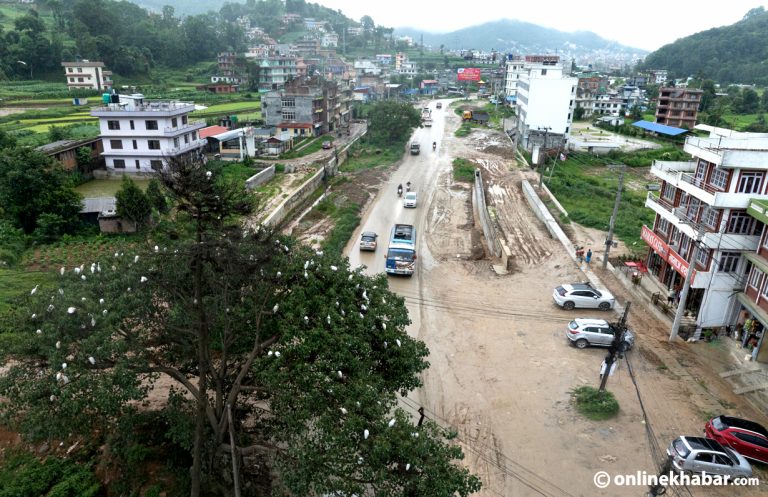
top-left (650, 160), bottom-right (696, 186)
top-left (167, 139), bottom-right (207, 156)
top-left (162, 120), bottom-right (206, 136)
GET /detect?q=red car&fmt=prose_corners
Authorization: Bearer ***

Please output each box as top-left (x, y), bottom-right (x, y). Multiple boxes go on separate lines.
top-left (705, 415), bottom-right (768, 464)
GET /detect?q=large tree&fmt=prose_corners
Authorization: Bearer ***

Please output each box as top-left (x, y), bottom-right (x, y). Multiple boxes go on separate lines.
top-left (0, 148), bottom-right (82, 236)
top-left (367, 101), bottom-right (422, 146)
top-left (0, 158), bottom-right (480, 497)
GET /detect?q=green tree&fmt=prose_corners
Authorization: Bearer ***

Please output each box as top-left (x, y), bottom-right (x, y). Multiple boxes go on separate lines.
top-left (0, 157), bottom-right (480, 497)
top-left (761, 87), bottom-right (768, 112)
top-left (145, 178), bottom-right (169, 214)
top-left (75, 147), bottom-right (93, 175)
top-left (367, 101), bottom-right (422, 146)
top-left (0, 148), bottom-right (82, 235)
top-left (115, 175), bottom-right (151, 227)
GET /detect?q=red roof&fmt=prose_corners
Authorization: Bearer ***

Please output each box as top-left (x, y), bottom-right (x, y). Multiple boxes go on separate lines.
top-left (199, 126), bottom-right (230, 139)
top-left (277, 122), bottom-right (313, 129)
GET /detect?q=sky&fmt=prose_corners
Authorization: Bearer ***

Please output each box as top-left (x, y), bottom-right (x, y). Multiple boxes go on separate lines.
top-left (315, 0), bottom-right (768, 51)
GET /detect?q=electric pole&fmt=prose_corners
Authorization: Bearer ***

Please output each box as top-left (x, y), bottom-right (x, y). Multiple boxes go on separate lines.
top-left (602, 164), bottom-right (626, 269)
top-left (670, 223), bottom-right (705, 341)
top-left (598, 302), bottom-right (631, 393)
top-left (536, 126), bottom-right (551, 188)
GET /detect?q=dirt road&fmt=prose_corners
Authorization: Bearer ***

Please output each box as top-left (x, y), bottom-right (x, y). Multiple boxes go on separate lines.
top-left (342, 102), bottom-right (766, 496)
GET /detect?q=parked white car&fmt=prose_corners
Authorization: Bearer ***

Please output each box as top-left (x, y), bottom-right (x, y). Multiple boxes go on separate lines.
top-left (403, 192), bottom-right (418, 208)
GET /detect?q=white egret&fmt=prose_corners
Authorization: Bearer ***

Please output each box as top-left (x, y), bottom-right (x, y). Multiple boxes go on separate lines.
top-left (388, 419), bottom-right (396, 428)
top-left (99, 298), bottom-right (105, 305)
top-left (55, 341), bottom-right (61, 349)
top-left (102, 309), bottom-right (108, 316)
top-left (274, 351), bottom-right (281, 357)
top-left (67, 307), bottom-right (76, 314)
top-left (88, 356), bottom-right (95, 365)
top-left (330, 265), bottom-right (338, 271)
top-left (134, 255), bottom-right (139, 263)
top-left (60, 267), bottom-right (65, 276)
top-left (47, 304), bottom-right (54, 312)
top-left (363, 429), bottom-right (369, 440)
top-left (396, 339), bottom-right (401, 347)
top-left (406, 463), bottom-right (410, 471)
top-left (340, 407), bottom-right (347, 415)
top-left (140, 276), bottom-right (148, 283)
top-left (30, 285), bottom-right (38, 295)
top-left (36, 329), bottom-right (42, 335)
top-left (337, 370), bottom-right (343, 378)
top-left (272, 304), bottom-right (279, 313)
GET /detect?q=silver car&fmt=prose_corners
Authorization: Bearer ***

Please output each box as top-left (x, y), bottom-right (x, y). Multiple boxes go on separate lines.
top-left (553, 282), bottom-right (615, 311)
top-left (403, 192), bottom-right (418, 208)
top-left (667, 436), bottom-right (752, 480)
top-left (565, 318), bottom-right (634, 349)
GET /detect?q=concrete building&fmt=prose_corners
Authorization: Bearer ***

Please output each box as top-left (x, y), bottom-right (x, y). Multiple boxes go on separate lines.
top-left (256, 56), bottom-right (298, 91)
top-left (512, 55), bottom-right (577, 150)
top-left (648, 69), bottom-right (669, 85)
top-left (62, 61), bottom-right (112, 91)
top-left (739, 199), bottom-right (768, 362)
top-left (655, 87), bottom-right (702, 129)
top-left (643, 125), bottom-right (768, 340)
top-left (36, 137), bottom-right (103, 172)
top-left (90, 93), bottom-right (206, 173)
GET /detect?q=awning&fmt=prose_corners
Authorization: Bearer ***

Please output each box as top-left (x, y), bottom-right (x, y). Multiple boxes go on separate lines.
top-left (632, 120), bottom-right (688, 136)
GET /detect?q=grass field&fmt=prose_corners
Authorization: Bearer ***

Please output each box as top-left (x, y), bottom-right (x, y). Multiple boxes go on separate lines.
top-left (0, 269), bottom-right (54, 315)
top-left (75, 178), bottom-right (152, 197)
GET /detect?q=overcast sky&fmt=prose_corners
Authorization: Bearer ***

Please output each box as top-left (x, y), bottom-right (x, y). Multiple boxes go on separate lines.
top-left (315, 0), bottom-right (767, 51)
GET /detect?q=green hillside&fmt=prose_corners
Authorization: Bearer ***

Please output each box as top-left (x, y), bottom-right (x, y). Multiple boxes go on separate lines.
top-left (639, 7), bottom-right (768, 85)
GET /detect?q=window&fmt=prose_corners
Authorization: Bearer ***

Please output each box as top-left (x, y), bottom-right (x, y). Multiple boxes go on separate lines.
top-left (69, 78), bottom-right (75, 83)
top-left (78, 78), bottom-right (83, 82)
top-left (135, 160), bottom-right (140, 169)
top-left (110, 139), bottom-right (123, 149)
top-left (541, 69), bottom-right (547, 76)
top-left (656, 217), bottom-right (670, 236)
top-left (171, 117), bottom-right (178, 128)
top-left (107, 120), bottom-right (120, 130)
top-left (148, 140), bottom-right (161, 150)
top-left (282, 111), bottom-right (296, 120)
top-left (719, 251), bottom-right (740, 273)
top-left (182, 115), bottom-right (188, 125)
top-left (173, 137), bottom-right (180, 148)
top-left (281, 98), bottom-right (296, 107)
top-left (727, 211), bottom-right (757, 235)
top-left (130, 120), bottom-right (135, 130)
top-left (67, 68), bottom-right (73, 73)
top-left (132, 140), bottom-right (137, 150)
top-left (145, 120), bottom-right (158, 130)
top-left (696, 248), bottom-right (710, 268)
top-left (749, 268), bottom-right (763, 289)
top-left (680, 236), bottom-right (691, 258)
top-left (184, 134), bottom-right (190, 144)
top-left (737, 172), bottom-right (764, 194)
top-left (662, 183), bottom-right (676, 201)
top-left (709, 168), bottom-right (728, 190)
top-left (150, 160), bottom-right (163, 171)
top-left (702, 207), bottom-right (719, 229)
top-left (77, 67), bottom-right (82, 73)
top-left (694, 453), bottom-right (713, 463)
top-left (113, 159), bottom-right (126, 169)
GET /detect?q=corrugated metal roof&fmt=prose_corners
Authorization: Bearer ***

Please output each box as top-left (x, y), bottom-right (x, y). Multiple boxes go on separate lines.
top-left (632, 120), bottom-right (688, 136)
top-left (81, 196), bottom-right (116, 214)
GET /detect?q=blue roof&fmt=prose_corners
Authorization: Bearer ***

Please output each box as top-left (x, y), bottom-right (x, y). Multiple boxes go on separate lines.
top-left (632, 120), bottom-right (688, 136)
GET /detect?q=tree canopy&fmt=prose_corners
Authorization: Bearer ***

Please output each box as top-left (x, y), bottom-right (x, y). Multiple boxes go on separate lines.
top-left (0, 157), bottom-right (481, 497)
top-left (366, 101), bottom-right (423, 146)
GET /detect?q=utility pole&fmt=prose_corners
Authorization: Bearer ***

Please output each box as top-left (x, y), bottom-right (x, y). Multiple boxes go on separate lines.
top-left (602, 164), bottom-right (626, 269)
top-left (536, 126), bottom-right (551, 188)
top-left (547, 143), bottom-right (564, 183)
top-left (670, 223), bottom-right (705, 341)
top-left (598, 302), bottom-right (631, 393)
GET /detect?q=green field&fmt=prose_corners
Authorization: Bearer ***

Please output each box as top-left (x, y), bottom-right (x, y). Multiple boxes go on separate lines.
top-left (75, 178), bottom-right (152, 197)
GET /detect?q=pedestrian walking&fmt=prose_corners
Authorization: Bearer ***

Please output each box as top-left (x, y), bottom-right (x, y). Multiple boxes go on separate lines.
top-left (667, 288), bottom-right (676, 305)
top-left (585, 248), bottom-right (592, 266)
top-left (575, 246), bottom-right (585, 267)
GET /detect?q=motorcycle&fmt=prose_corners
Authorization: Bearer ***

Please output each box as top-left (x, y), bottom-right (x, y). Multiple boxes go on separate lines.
top-left (397, 186), bottom-right (403, 197)
top-left (432, 142), bottom-right (437, 151)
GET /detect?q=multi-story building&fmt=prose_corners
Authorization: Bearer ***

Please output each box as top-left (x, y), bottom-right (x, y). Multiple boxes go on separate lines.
top-left (512, 55), bottom-right (578, 150)
top-left (648, 69), bottom-right (668, 85)
top-left (394, 53), bottom-right (407, 71)
top-left (62, 61), bottom-right (112, 91)
top-left (321, 32), bottom-right (339, 48)
top-left (502, 55), bottom-right (525, 104)
top-left (217, 52), bottom-right (238, 78)
top-left (90, 94), bottom-right (206, 173)
top-left (262, 76), bottom-right (351, 137)
top-left (295, 37), bottom-right (320, 56)
top-left (256, 56), bottom-right (298, 91)
top-left (655, 87), bottom-right (702, 129)
top-left (738, 199), bottom-right (768, 362)
top-left (592, 94), bottom-right (624, 116)
top-left (643, 125), bottom-right (768, 340)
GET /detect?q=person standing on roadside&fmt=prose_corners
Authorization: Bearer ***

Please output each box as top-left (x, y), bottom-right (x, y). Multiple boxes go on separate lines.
top-left (585, 248), bottom-right (592, 266)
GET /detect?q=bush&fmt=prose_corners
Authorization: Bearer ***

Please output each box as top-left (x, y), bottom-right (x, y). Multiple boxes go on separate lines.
top-left (0, 450), bottom-right (101, 497)
top-left (572, 386), bottom-right (619, 420)
top-left (452, 158), bottom-right (476, 183)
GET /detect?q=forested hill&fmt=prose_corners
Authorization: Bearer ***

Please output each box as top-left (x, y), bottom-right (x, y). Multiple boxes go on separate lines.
top-left (0, 0), bottom-right (358, 80)
top-left (638, 7), bottom-right (768, 85)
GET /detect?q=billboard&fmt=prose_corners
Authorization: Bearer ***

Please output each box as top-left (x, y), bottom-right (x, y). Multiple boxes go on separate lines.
top-left (457, 68), bottom-right (481, 82)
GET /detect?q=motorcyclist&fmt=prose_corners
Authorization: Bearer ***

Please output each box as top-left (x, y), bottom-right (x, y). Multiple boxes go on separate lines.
top-left (433, 141), bottom-right (437, 151)
top-left (397, 183), bottom-right (403, 197)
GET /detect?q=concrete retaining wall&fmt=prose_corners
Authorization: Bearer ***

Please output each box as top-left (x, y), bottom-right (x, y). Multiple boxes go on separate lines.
top-left (245, 165), bottom-right (275, 190)
top-left (473, 169), bottom-right (502, 258)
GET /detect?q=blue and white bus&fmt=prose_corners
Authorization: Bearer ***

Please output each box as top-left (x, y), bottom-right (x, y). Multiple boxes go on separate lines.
top-left (385, 224), bottom-right (417, 276)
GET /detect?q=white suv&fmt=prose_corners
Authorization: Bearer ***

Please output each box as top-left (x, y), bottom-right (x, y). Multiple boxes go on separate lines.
top-left (553, 282), bottom-right (615, 311)
top-left (565, 318), bottom-right (634, 349)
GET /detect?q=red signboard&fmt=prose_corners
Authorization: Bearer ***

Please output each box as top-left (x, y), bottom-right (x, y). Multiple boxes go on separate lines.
top-left (457, 68), bottom-right (481, 81)
top-left (641, 225), bottom-right (695, 282)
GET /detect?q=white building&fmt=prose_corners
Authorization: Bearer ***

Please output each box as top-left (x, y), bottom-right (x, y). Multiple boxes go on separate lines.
top-left (644, 125), bottom-right (768, 332)
top-left (321, 32), bottom-right (339, 47)
top-left (353, 59), bottom-right (381, 76)
top-left (62, 61), bottom-right (113, 91)
top-left (90, 94), bottom-right (206, 174)
top-left (512, 56), bottom-right (577, 150)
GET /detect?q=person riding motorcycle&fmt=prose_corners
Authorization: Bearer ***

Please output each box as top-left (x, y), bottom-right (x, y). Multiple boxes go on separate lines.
top-left (397, 183), bottom-right (403, 197)
top-left (433, 141), bottom-right (437, 151)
